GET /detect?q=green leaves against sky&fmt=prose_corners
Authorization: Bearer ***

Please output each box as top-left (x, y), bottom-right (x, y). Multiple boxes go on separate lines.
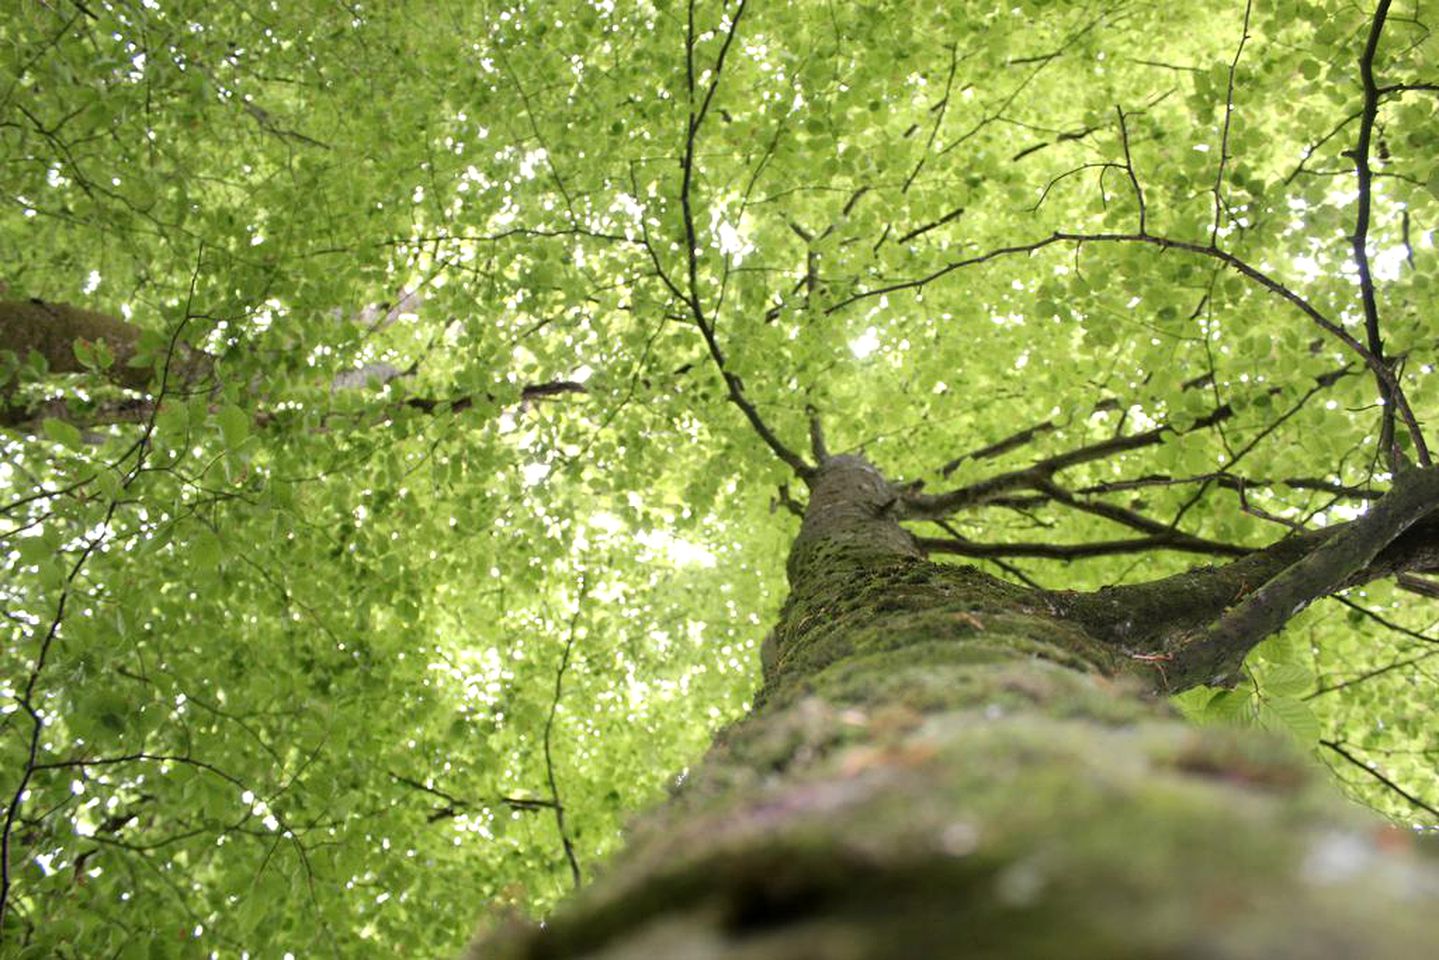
top-left (2, 0), bottom-right (1436, 955)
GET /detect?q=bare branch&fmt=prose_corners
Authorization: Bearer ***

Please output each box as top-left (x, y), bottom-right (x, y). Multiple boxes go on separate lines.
top-left (543, 578), bottom-right (590, 890)
top-left (918, 533), bottom-right (1244, 562)
top-left (901, 43), bottom-right (964, 193)
top-left (388, 773), bottom-right (558, 824)
top-left (1348, 0), bottom-right (1406, 469)
top-left (940, 419), bottom-right (1056, 477)
top-left (1211, 0), bottom-right (1254, 245)
top-left (904, 402), bottom-right (1231, 520)
top-left (1115, 106), bottom-right (1147, 234)
top-left (1322, 739), bottom-right (1439, 820)
top-left (674, 0), bottom-right (811, 479)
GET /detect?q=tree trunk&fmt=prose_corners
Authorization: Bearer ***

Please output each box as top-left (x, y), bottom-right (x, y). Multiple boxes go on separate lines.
top-left (467, 455), bottom-right (1436, 958)
top-left (0, 298), bottom-right (149, 391)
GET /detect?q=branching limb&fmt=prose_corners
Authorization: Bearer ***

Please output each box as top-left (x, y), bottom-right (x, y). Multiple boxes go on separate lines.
top-left (1057, 503), bottom-right (1439, 684)
top-left (674, 0), bottom-right (812, 480)
top-left (904, 403), bottom-right (1230, 520)
top-left (1164, 464), bottom-right (1439, 688)
top-left (918, 532), bottom-right (1245, 562)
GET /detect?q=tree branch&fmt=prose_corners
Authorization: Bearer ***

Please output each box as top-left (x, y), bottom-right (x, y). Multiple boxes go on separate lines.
top-left (1057, 502), bottom-right (1439, 687)
top-left (1321, 739), bottom-right (1439, 820)
top-left (388, 773), bottom-right (558, 823)
top-left (1163, 464), bottom-right (1439, 688)
top-left (543, 577), bottom-right (589, 890)
top-left (918, 532), bottom-right (1245, 561)
top-left (903, 403), bottom-right (1231, 520)
top-left (1347, 0), bottom-right (1403, 469)
top-left (674, 0), bottom-right (811, 479)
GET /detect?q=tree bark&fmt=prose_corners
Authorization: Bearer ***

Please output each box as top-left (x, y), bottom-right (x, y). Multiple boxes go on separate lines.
top-left (0, 297), bottom-right (588, 433)
top-left (467, 454), bottom-right (1439, 958)
top-left (0, 298), bottom-right (149, 391)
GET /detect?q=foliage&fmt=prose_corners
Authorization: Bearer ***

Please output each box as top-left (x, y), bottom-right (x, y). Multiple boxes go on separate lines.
top-left (2, 0), bottom-right (1436, 955)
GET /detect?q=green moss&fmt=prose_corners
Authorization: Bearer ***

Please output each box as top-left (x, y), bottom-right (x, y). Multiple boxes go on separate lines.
top-left (764, 555), bottom-right (1116, 706)
top-left (470, 483), bottom-right (1439, 960)
top-left (480, 670), bottom-right (1436, 959)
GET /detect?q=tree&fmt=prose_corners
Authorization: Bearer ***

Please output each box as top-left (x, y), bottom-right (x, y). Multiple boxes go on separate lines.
top-left (1, 0), bottom-right (1437, 956)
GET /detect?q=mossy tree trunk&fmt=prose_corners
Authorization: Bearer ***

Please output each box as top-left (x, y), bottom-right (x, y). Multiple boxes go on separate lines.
top-left (475, 455), bottom-right (1439, 958)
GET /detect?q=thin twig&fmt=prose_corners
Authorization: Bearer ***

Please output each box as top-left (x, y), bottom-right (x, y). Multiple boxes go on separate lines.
top-left (1116, 106), bottom-right (1147, 234)
top-left (543, 578), bottom-right (590, 890)
top-left (1211, 0), bottom-right (1253, 245)
top-left (1321, 739), bottom-right (1439, 819)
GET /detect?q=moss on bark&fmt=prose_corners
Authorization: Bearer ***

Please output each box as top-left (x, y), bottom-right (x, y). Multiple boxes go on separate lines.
top-left (468, 457), bottom-right (1439, 959)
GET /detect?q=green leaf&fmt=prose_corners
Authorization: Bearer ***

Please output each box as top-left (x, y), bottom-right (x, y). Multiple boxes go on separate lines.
top-left (17, 535), bottom-right (54, 566)
top-left (155, 402), bottom-right (189, 440)
top-left (218, 403), bottom-right (251, 449)
top-left (192, 529), bottom-right (224, 570)
top-left (1261, 663), bottom-right (1312, 698)
top-left (96, 468), bottom-right (124, 501)
top-left (1205, 689), bottom-right (1255, 726)
top-left (42, 417), bottom-right (83, 450)
top-left (73, 338), bottom-right (99, 370)
top-left (1261, 696), bottom-right (1321, 744)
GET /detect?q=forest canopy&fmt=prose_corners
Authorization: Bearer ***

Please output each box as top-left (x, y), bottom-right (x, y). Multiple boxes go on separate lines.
top-left (2, 0), bottom-right (1436, 956)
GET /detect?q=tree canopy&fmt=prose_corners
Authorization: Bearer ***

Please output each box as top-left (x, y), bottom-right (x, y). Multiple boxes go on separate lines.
top-left (2, 0), bottom-right (1436, 955)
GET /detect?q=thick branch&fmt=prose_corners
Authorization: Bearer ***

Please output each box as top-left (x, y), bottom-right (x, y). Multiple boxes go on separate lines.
top-left (918, 532), bottom-right (1245, 561)
top-left (903, 404), bottom-right (1231, 520)
top-left (1057, 475), bottom-right (1439, 691)
top-left (1164, 464), bottom-right (1439, 687)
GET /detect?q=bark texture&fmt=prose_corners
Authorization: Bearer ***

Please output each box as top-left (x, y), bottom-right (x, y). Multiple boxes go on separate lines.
top-left (0, 298), bottom-right (148, 391)
top-left (472, 456), bottom-right (1439, 959)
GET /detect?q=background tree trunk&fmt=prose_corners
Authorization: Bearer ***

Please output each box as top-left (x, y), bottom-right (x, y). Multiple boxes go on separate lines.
top-left (473, 456), bottom-right (1439, 959)
top-left (0, 299), bottom-right (147, 390)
